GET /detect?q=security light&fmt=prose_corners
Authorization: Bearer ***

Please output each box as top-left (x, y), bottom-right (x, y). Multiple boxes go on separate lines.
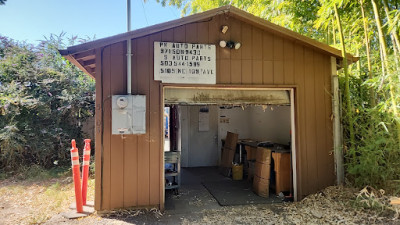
top-left (220, 40), bottom-right (241, 50)
top-left (234, 42), bottom-right (241, 50)
top-left (226, 41), bottom-right (235, 49)
top-left (219, 40), bottom-right (227, 48)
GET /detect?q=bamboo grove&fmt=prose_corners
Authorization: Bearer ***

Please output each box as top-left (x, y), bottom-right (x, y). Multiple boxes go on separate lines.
top-left (160, 0), bottom-right (400, 189)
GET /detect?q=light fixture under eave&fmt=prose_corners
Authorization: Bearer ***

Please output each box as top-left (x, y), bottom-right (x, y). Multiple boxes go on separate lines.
top-left (226, 41), bottom-right (235, 49)
top-left (219, 40), bottom-right (241, 50)
top-left (219, 40), bottom-right (227, 48)
top-left (234, 42), bottom-right (241, 50)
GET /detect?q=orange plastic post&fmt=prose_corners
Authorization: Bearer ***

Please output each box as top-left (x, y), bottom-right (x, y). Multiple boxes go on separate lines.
top-left (71, 139), bottom-right (83, 213)
top-left (81, 139), bottom-right (91, 206)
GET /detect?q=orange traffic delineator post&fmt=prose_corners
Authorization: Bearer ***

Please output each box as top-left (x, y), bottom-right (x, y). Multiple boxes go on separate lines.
top-left (81, 139), bottom-right (91, 206)
top-left (70, 139), bottom-right (83, 213)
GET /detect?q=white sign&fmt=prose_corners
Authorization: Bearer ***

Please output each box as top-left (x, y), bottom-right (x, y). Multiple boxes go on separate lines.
top-left (199, 111), bottom-right (210, 132)
top-left (154, 41), bottom-right (216, 84)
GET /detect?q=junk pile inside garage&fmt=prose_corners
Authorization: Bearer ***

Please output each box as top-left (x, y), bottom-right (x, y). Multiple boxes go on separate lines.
top-left (163, 87), bottom-right (294, 211)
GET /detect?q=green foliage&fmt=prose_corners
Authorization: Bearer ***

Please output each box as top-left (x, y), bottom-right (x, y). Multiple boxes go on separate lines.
top-left (0, 35), bottom-right (95, 171)
top-left (342, 62), bottom-right (400, 187)
top-left (0, 164), bottom-right (71, 181)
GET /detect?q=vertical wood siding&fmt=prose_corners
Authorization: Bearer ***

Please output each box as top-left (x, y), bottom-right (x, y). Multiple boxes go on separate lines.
top-left (95, 14), bottom-right (335, 210)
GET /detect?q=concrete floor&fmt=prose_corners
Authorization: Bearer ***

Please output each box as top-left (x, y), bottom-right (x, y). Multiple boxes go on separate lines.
top-left (165, 167), bottom-right (280, 214)
top-left (164, 167), bottom-right (228, 214)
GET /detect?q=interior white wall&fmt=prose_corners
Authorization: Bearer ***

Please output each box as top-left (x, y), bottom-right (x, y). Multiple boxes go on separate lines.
top-left (217, 105), bottom-right (291, 147)
top-left (249, 105), bottom-right (291, 144)
top-left (217, 107), bottom-right (252, 152)
top-left (181, 105), bottom-right (291, 167)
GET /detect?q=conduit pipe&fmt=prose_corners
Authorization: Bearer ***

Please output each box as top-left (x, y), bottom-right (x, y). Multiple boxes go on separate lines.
top-left (127, 0), bottom-right (132, 94)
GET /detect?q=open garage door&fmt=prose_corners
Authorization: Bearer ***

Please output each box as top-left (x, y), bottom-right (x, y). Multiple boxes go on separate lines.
top-left (164, 87), bottom-right (290, 105)
top-left (163, 86), bottom-right (298, 207)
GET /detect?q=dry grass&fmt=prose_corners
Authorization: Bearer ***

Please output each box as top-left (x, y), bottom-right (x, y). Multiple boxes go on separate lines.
top-left (0, 176), bottom-right (94, 225)
top-left (181, 186), bottom-right (400, 225)
top-left (1, 176), bottom-right (399, 225)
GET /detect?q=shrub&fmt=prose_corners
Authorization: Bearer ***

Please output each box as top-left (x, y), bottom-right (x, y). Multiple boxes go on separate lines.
top-left (0, 35), bottom-right (95, 171)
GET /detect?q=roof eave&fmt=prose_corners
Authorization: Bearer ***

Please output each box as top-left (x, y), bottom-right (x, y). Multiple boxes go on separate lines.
top-left (59, 5), bottom-right (357, 74)
top-left (59, 50), bottom-right (95, 78)
top-left (60, 5), bottom-right (231, 56)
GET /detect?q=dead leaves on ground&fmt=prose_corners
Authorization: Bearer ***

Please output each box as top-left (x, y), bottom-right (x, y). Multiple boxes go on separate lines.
top-left (183, 186), bottom-right (399, 225)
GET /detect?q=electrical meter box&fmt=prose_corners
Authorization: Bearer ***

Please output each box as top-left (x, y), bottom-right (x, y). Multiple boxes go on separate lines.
top-left (112, 95), bottom-right (146, 135)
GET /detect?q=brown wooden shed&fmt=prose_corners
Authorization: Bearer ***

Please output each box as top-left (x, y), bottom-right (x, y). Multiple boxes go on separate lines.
top-left (60, 5), bottom-right (356, 211)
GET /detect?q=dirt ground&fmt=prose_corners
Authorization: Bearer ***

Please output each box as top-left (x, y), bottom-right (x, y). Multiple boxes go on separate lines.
top-left (1, 177), bottom-right (399, 225)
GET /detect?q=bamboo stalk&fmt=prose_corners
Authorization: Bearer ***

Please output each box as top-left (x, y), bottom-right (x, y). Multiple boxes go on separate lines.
top-left (382, 0), bottom-right (400, 53)
top-left (332, 18), bottom-right (336, 45)
top-left (371, 0), bottom-right (400, 143)
top-left (360, 0), bottom-right (376, 107)
top-left (334, 3), bottom-right (355, 150)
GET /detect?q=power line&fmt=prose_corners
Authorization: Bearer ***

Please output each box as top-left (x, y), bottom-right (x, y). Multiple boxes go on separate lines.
top-left (140, 0), bottom-right (149, 25)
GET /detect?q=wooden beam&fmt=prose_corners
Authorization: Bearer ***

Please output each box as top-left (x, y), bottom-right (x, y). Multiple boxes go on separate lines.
top-left (73, 49), bottom-right (96, 60)
top-left (164, 86), bottom-right (290, 105)
top-left (63, 54), bottom-right (95, 79)
top-left (82, 58), bottom-right (96, 67)
top-left (331, 56), bottom-right (344, 185)
top-left (84, 66), bottom-right (95, 74)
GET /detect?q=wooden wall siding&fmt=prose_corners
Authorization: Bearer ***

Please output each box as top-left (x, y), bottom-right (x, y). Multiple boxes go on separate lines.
top-left (123, 40), bottom-right (138, 208)
top-left (95, 36), bottom-right (163, 210)
top-left (95, 14), bottom-right (335, 210)
top-left (94, 48), bottom-right (102, 210)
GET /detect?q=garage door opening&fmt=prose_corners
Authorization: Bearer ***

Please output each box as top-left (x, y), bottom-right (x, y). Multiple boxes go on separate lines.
top-left (163, 86), bottom-right (297, 210)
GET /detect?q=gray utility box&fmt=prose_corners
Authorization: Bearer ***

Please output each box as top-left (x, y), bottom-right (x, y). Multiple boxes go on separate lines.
top-left (112, 95), bottom-right (146, 135)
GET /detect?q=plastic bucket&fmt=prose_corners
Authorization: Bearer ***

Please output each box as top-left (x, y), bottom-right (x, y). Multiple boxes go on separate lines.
top-left (232, 164), bottom-right (243, 180)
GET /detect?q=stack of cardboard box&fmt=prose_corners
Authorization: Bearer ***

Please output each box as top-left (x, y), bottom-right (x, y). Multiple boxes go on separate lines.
top-left (244, 145), bottom-right (256, 181)
top-left (253, 147), bottom-right (272, 197)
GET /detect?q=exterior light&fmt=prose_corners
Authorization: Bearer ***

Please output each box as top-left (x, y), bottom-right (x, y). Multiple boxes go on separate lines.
top-left (226, 41), bottom-right (235, 49)
top-left (219, 40), bottom-right (227, 48)
top-left (234, 42), bottom-right (241, 49)
top-left (221, 25), bottom-right (229, 34)
top-left (219, 40), bottom-right (241, 50)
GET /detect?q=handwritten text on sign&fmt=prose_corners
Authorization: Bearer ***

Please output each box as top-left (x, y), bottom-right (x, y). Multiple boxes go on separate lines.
top-left (154, 42), bottom-right (216, 84)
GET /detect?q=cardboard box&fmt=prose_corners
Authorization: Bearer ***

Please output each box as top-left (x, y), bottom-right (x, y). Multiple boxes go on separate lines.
top-left (244, 146), bottom-right (257, 161)
top-left (220, 132), bottom-right (238, 168)
top-left (221, 147), bottom-right (235, 168)
top-left (253, 175), bottom-right (270, 197)
top-left (255, 161), bottom-right (271, 179)
top-left (247, 161), bottom-right (255, 181)
top-left (275, 171), bottom-right (291, 194)
top-left (224, 132), bottom-right (238, 150)
top-left (272, 152), bottom-right (291, 194)
top-left (256, 147), bottom-right (271, 164)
